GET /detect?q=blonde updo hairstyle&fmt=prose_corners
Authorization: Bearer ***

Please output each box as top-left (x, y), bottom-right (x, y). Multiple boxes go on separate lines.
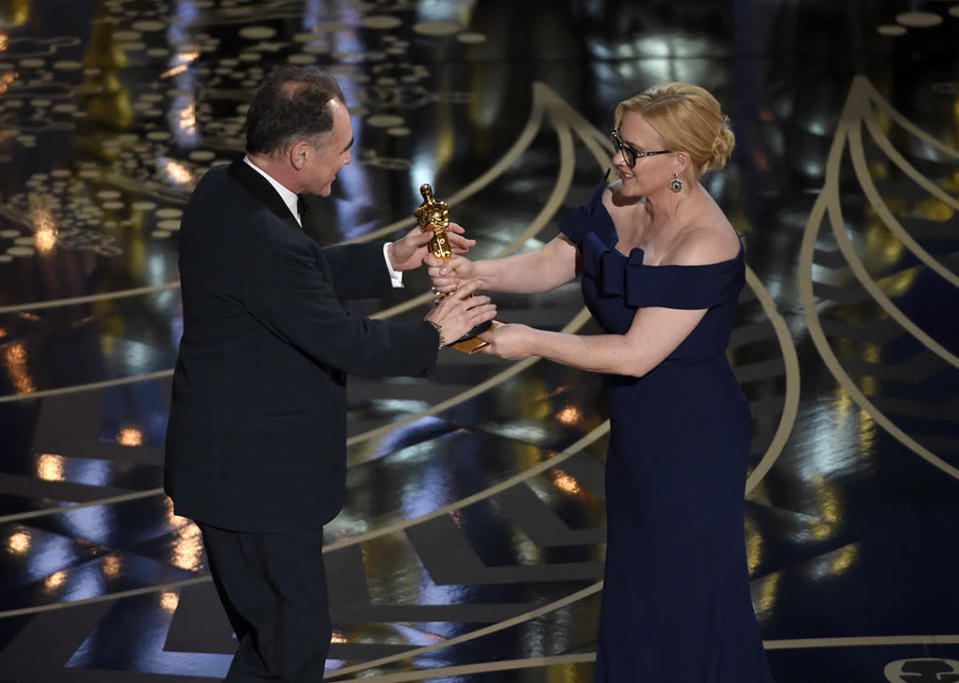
top-left (615, 82), bottom-right (734, 179)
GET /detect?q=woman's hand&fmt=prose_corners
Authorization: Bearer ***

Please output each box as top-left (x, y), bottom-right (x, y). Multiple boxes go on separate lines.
top-left (425, 280), bottom-right (497, 345)
top-left (425, 253), bottom-right (476, 294)
top-left (477, 323), bottom-right (537, 360)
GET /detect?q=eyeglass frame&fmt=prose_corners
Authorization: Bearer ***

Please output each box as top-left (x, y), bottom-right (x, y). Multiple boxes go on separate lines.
top-left (611, 128), bottom-right (671, 168)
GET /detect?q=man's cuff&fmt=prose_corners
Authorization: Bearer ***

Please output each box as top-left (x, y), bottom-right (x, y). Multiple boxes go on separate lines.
top-left (383, 242), bottom-right (404, 288)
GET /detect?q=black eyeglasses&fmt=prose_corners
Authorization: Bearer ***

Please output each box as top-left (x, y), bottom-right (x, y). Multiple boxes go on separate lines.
top-left (611, 129), bottom-right (671, 168)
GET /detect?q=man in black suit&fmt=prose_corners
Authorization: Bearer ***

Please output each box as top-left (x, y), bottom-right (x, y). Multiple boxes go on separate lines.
top-left (163, 66), bottom-right (495, 682)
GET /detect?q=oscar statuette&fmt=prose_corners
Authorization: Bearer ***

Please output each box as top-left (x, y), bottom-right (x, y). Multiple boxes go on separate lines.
top-left (415, 184), bottom-right (503, 353)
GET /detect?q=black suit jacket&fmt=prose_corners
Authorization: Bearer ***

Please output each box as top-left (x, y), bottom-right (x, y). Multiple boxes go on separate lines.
top-left (163, 160), bottom-right (439, 532)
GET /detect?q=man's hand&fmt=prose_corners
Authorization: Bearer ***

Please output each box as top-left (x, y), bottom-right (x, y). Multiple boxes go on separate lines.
top-left (388, 222), bottom-right (475, 271)
top-left (425, 280), bottom-right (497, 344)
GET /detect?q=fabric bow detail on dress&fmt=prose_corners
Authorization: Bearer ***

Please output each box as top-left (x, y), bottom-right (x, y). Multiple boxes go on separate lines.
top-left (580, 232), bottom-right (631, 295)
top-left (581, 233), bottom-right (671, 307)
top-left (580, 231), bottom-right (744, 310)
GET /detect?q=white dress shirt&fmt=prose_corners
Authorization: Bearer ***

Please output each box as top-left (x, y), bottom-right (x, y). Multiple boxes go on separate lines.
top-left (243, 156), bottom-right (403, 288)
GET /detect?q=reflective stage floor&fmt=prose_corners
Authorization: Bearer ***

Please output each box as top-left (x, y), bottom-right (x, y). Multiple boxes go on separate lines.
top-left (0, 1), bottom-right (958, 681)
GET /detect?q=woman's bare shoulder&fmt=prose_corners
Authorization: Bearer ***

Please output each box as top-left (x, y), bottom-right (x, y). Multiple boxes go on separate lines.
top-left (667, 223), bottom-right (741, 266)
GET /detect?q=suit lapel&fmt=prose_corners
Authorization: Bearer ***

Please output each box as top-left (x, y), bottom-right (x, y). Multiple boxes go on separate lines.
top-left (228, 159), bottom-right (300, 230)
top-left (227, 159), bottom-right (335, 280)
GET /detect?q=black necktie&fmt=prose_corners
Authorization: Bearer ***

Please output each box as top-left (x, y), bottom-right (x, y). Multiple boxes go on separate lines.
top-left (297, 193), bottom-right (325, 243)
top-left (296, 194), bottom-right (311, 227)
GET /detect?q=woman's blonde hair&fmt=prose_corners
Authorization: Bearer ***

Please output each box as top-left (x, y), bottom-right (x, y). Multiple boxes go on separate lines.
top-left (615, 82), bottom-right (734, 178)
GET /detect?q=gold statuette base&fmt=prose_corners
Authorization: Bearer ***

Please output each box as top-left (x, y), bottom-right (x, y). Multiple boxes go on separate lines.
top-left (448, 320), bottom-right (505, 354)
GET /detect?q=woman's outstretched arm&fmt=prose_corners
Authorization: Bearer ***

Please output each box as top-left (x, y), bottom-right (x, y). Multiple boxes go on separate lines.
top-left (426, 234), bottom-right (580, 294)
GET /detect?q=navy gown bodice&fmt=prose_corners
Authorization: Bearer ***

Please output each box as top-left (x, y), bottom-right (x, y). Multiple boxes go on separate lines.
top-left (559, 176), bottom-right (744, 353)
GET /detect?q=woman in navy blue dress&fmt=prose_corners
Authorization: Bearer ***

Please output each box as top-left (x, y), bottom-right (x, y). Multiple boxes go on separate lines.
top-left (429, 82), bottom-right (773, 681)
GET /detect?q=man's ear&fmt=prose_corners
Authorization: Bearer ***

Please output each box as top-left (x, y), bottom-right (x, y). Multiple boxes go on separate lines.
top-left (290, 141), bottom-right (310, 171)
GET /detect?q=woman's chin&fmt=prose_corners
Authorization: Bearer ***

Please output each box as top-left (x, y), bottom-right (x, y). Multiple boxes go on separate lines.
top-left (618, 174), bottom-right (644, 196)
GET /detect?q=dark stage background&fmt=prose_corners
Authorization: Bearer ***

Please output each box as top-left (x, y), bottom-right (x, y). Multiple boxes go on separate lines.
top-left (0, 1), bottom-right (957, 681)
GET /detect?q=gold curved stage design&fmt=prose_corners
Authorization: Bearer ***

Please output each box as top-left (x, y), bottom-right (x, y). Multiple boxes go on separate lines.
top-left (799, 75), bottom-right (959, 483)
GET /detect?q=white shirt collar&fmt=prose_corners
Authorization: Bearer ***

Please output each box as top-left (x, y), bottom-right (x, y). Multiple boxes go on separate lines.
top-left (243, 155), bottom-right (302, 227)
top-left (243, 157), bottom-right (404, 288)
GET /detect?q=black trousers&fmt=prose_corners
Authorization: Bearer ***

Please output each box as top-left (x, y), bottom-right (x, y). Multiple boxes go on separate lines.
top-left (199, 523), bottom-right (331, 682)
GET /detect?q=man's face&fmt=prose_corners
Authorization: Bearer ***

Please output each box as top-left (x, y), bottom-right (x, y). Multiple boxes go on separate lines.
top-left (305, 98), bottom-right (353, 197)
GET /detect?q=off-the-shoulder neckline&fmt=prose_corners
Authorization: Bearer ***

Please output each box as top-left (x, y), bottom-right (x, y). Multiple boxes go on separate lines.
top-left (595, 186), bottom-right (744, 270)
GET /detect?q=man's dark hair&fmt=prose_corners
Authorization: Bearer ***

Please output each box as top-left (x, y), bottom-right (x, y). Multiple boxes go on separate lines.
top-left (245, 66), bottom-right (345, 156)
